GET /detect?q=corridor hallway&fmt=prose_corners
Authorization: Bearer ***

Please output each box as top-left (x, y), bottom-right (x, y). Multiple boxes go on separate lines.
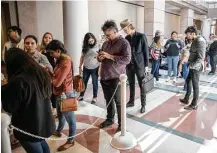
top-left (12, 69), bottom-right (217, 153)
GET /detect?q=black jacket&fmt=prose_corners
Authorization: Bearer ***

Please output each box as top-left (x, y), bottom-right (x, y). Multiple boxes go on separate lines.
top-left (125, 32), bottom-right (149, 69)
top-left (2, 73), bottom-right (56, 142)
top-left (209, 40), bottom-right (217, 56)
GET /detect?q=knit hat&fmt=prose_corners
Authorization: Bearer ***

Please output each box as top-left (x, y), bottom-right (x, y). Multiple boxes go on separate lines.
top-left (120, 19), bottom-right (132, 29)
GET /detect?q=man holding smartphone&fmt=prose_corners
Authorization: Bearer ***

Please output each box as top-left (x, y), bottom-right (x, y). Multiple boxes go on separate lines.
top-left (97, 20), bottom-right (131, 132)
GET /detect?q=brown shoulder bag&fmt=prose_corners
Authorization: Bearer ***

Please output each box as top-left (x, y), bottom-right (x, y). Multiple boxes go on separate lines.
top-left (60, 61), bottom-right (78, 112)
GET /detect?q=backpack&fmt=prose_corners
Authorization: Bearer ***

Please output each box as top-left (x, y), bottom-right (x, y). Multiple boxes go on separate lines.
top-left (71, 61), bottom-right (85, 92)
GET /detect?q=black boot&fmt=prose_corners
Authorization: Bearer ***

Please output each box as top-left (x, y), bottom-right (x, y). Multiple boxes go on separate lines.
top-left (184, 105), bottom-right (197, 110)
top-left (126, 101), bottom-right (134, 107)
top-left (116, 125), bottom-right (121, 133)
top-left (179, 98), bottom-right (189, 104)
top-left (140, 106), bottom-right (145, 113)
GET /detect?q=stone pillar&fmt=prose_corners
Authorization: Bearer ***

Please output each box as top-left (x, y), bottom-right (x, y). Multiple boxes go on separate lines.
top-left (144, 0), bottom-right (165, 45)
top-left (215, 20), bottom-right (217, 35)
top-left (1, 113), bottom-right (12, 153)
top-left (63, 1), bottom-right (89, 74)
top-left (180, 8), bottom-right (194, 34)
top-left (201, 17), bottom-right (211, 40)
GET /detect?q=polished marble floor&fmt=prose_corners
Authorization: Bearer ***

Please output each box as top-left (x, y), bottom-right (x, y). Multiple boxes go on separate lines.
top-left (12, 69), bottom-right (217, 153)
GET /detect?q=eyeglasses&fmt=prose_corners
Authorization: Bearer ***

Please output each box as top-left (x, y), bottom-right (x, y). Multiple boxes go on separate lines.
top-left (105, 33), bottom-right (114, 38)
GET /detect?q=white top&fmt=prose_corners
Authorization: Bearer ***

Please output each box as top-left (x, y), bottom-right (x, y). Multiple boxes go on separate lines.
top-left (83, 46), bottom-right (100, 69)
top-left (2, 39), bottom-right (24, 61)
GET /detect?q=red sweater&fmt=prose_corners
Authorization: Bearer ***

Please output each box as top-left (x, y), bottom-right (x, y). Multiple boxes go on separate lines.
top-left (52, 59), bottom-right (73, 95)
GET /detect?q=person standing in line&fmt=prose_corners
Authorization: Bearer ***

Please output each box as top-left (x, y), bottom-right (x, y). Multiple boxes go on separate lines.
top-left (180, 26), bottom-right (206, 110)
top-left (2, 26), bottom-right (24, 61)
top-left (120, 19), bottom-right (149, 113)
top-left (46, 40), bottom-right (76, 151)
top-left (150, 31), bottom-right (162, 81)
top-left (164, 31), bottom-right (184, 83)
top-left (207, 35), bottom-right (217, 75)
top-left (2, 48), bottom-right (55, 153)
top-left (97, 20), bottom-right (131, 132)
top-left (39, 32), bottom-right (57, 115)
top-left (24, 35), bottom-right (53, 73)
top-left (78, 33), bottom-right (100, 104)
top-left (39, 32), bottom-right (56, 68)
top-left (206, 33), bottom-right (214, 68)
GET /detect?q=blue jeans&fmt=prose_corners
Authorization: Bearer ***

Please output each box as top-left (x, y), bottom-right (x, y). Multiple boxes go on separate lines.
top-left (56, 91), bottom-right (76, 142)
top-left (20, 140), bottom-right (50, 153)
top-left (80, 67), bottom-right (99, 98)
top-left (151, 59), bottom-right (160, 79)
top-left (167, 56), bottom-right (179, 77)
top-left (182, 62), bottom-right (189, 89)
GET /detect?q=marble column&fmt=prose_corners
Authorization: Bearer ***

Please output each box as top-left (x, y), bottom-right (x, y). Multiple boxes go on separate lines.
top-left (144, 0), bottom-right (165, 45)
top-left (180, 8), bottom-right (194, 34)
top-left (63, 1), bottom-right (89, 74)
top-left (201, 17), bottom-right (211, 40)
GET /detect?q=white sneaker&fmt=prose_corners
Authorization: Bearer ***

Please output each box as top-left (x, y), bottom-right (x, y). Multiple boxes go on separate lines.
top-left (173, 77), bottom-right (177, 83)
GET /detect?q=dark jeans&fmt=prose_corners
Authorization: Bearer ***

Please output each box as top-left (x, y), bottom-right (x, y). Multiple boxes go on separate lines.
top-left (151, 59), bottom-right (160, 79)
top-left (210, 54), bottom-right (217, 73)
top-left (182, 62), bottom-right (189, 89)
top-left (19, 140), bottom-right (50, 153)
top-left (184, 69), bottom-right (201, 106)
top-left (126, 64), bottom-right (146, 106)
top-left (56, 91), bottom-right (76, 142)
top-left (50, 93), bottom-right (56, 108)
top-left (100, 78), bottom-right (121, 125)
top-left (80, 67), bottom-right (99, 98)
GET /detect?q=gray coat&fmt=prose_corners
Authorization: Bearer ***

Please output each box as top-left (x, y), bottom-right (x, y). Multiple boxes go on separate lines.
top-left (32, 51), bottom-right (53, 72)
top-left (188, 36), bottom-right (206, 71)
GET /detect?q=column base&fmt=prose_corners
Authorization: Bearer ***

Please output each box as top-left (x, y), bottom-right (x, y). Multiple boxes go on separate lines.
top-left (110, 131), bottom-right (137, 150)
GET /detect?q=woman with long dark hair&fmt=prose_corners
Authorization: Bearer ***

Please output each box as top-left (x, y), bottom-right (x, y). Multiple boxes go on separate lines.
top-left (150, 32), bottom-right (162, 81)
top-left (46, 40), bottom-right (76, 151)
top-left (78, 32), bottom-right (100, 104)
top-left (1, 48), bottom-right (55, 153)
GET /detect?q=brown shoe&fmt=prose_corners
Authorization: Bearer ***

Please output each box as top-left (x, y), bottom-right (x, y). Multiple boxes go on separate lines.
top-left (57, 141), bottom-right (75, 151)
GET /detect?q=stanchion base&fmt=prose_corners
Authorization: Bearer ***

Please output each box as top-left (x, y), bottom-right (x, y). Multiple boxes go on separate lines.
top-left (110, 131), bottom-right (137, 150)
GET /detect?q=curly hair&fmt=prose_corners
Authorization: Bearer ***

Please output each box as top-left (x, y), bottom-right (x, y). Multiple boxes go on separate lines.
top-left (101, 20), bottom-right (118, 32)
top-left (185, 26), bottom-right (197, 35)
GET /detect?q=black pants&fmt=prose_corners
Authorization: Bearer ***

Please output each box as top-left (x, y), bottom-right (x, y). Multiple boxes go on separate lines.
top-left (51, 93), bottom-right (57, 109)
top-left (184, 69), bottom-right (201, 106)
top-left (101, 78), bottom-right (121, 125)
top-left (210, 54), bottom-right (217, 73)
top-left (127, 64), bottom-right (146, 106)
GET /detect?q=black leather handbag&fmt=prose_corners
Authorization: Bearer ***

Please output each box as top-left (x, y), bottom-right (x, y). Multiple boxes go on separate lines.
top-left (142, 73), bottom-right (154, 93)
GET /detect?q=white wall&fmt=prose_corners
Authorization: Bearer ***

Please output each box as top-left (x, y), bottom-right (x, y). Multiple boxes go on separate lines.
top-left (88, 1), bottom-right (138, 39)
top-left (36, 1), bottom-right (63, 43)
top-left (164, 12), bottom-right (180, 38)
top-left (16, 1), bottom-right (63, 43)
top-left (17, 1), bottom-right (38, 38)
top-left (137, 5), bottom-right (145, 33)
top-left (9, 1), bottom-right (17, 26)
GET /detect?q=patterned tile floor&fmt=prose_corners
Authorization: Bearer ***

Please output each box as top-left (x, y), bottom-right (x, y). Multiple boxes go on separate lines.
top-left (12, 69), bottom-right (217, 153)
